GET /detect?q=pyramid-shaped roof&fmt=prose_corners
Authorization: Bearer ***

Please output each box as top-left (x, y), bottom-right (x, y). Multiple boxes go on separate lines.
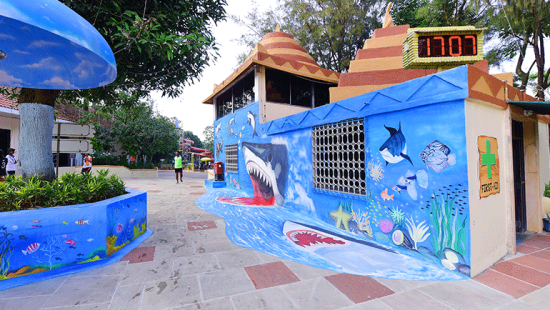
top-left (203, 25), bottom-right (339, 104)
top-left (247, 24), bottom-right (320, 67)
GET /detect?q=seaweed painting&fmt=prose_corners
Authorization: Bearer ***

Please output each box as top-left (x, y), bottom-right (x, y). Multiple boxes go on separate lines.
top-left (34, 236), bottom-right (65, 271)
top-left (0, 227), bottom-right (14, 280)
top-left (426, 187), bottom-right (468, 257)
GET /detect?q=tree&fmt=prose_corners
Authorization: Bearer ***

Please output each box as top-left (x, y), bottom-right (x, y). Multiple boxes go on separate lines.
top-left (233, 0), bottom-right (385, 72)
top-left (11, 0), bottom-right (227, 180)
top-left (414, 0), bottom-right (494, 28)
top-left (390, 0), bottom-right (426, 28)
top-left (183, 131), bottom-right (203, 149)
top-left (487, 0), bottom-right (550, 100)
top-left (203, 125), bottom-right (214, 153)
top-left (91, 97), bottom-right (179, 161)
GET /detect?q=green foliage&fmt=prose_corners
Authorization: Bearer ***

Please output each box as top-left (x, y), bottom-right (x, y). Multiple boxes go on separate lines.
top-left (59, 0), bottom-right (228, 107)
top-left (93, 154), bottom-right (157, 169)
top-left (202, 125), bottom-right (214, 153)
top-left (390, 0), bottom-right (426, 28)
top-left (544, 182), bottom-right (550, 198)
top-left (415, 0), bottom-right (494, 27)
top-left (91, 98), bottom-right (179, 160)
top-left (0, 170), bottom-right (126, 211)
top-left (488, 0), bottom-right (550, 100)
top-left (233, 0), bottom-right (384, 72)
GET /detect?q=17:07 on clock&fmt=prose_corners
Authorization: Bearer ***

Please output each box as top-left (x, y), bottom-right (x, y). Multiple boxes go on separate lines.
top-left (418, 35), bottom-right (477, 58)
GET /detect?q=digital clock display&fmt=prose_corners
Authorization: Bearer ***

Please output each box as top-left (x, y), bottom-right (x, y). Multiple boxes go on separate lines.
top-left (402, 26), bottom-right (484, 70)
top-left (418, 35), bottom-right (477, 58)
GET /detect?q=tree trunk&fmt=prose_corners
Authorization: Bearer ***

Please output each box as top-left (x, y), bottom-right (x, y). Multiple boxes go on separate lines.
top-left (18, 88), bottom-right (60, 181)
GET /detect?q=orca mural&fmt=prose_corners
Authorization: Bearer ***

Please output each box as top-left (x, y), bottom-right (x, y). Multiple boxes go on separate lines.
top-left (197, 65), bottom-right (472, 280)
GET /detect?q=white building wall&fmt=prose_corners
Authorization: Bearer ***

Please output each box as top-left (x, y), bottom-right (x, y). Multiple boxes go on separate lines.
top-left (0, 110), bottom-right (20, 151)
top-left (465, 99), bottom-right (511, 277)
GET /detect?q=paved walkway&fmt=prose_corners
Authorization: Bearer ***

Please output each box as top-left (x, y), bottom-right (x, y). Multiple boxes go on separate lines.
top-left (1, 171), bottom-right (550, 309)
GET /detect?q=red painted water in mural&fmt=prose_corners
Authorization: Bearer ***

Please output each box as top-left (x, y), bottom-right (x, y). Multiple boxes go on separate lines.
top-left (217, 196), bottom-right (275, 206)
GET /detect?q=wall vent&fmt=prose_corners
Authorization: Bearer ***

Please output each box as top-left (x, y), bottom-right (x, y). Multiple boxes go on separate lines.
top-left (312, 118), bottom-right (366, 196)
top-left (225, 144), bottom-right (239, 173)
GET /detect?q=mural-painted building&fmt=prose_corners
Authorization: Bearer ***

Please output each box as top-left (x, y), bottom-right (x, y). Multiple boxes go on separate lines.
top-left (198, 15), bottom-right (550, 280)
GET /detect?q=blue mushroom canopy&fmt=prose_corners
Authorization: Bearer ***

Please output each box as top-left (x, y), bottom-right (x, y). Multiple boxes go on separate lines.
top-left (0, 0), bottom-right (116, 89)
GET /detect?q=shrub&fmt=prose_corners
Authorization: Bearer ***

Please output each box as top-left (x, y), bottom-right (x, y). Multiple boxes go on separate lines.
top-left (92, 154), bottom-right (158, 169)
top-left (0, 170), bottom-right (126, 212)
top-left (545, 182), bottom-right (550, 198)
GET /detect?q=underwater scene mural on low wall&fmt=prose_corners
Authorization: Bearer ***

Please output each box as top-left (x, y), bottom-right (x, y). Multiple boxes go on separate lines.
top-left (199, 67), bottom-right (472, 280)
top-left (0, 189), bottom-right (147, 285)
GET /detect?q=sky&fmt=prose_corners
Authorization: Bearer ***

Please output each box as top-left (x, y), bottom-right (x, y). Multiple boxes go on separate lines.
top-left (150, 0), bottom-right (547, 140)
top-left (150, 0), bottom-right (277, 139)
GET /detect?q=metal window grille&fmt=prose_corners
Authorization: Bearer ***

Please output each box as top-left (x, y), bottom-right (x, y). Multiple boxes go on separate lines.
top-left (312, 118), bottom-right (366, 196)
top-left (225, 144), bottom-right (239, 173)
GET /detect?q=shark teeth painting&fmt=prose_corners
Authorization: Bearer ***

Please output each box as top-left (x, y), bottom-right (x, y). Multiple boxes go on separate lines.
top-left (285, 222), bottom-right (349, 249)
top-left (379, 122), bottom-right (413, 166)
top-left (217, 142), bottom-right (288, 207)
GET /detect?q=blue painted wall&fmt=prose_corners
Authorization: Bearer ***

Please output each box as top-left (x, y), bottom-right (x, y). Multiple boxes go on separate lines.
top-left (0, 189), bottom-right (147, 282)
top-left (205, 66), bottom-right (472, 279)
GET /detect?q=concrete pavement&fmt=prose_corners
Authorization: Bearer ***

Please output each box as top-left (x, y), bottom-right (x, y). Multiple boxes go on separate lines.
top-left (1, 170), bottom-right (550, 309)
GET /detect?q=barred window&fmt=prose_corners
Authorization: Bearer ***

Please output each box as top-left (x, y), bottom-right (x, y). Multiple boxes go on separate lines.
top-left (225, 144), bottom-right (239, 173)
top-left (313, 118), bottom-right (366, 196)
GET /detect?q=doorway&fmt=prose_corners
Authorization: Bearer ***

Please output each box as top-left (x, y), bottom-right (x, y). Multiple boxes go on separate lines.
top-left (512, 120), bottom-right (527, 233)
top-left (0, 129), bottom-right (10, 155)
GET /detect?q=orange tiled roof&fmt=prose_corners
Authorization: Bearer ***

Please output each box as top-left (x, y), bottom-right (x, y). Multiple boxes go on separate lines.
top-left (203, 25), bottom-right (339, 104)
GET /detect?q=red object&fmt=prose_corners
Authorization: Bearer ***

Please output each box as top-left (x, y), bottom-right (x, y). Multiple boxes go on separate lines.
top-left (214, 162), bottom-right (224, 181)
top-left (181, 138), bottom-right (195, 145)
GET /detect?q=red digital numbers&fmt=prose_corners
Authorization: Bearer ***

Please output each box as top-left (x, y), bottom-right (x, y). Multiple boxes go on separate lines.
top-left (418, 35), bottom-right (477, 58)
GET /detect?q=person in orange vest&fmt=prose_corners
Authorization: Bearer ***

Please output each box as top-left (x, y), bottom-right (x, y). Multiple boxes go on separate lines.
top-left (82, 153), bottom-right (92, 174)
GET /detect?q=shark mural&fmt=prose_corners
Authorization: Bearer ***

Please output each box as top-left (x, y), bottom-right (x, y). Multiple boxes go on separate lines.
top-left (379, 123), bottom-right (413, 166)
top-left (218, 142), bottom-right (288, 207)
top-left (200, 66), bottom-right (473, 281)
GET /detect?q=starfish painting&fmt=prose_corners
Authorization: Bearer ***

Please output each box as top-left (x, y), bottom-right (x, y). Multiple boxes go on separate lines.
top-left (330, 205), bottom-right (353, 231)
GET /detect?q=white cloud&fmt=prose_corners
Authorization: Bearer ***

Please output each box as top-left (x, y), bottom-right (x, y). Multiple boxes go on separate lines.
top-left (0, 33), bottom-right (15, 40)
top-left (28, 40), bottom-right (62, 49)
top-left (13, 49), bottom-right (31, 55)
top-left (0, 69), bottom-right (23, 85)
top-left (41, 76), bottom-right (76, 89)
top-left (73, 59), bottom-right (96, 80)
top-left (23, 57), bottom-right (63, 70)
top-left (293, 183), bottom-right (315, 213)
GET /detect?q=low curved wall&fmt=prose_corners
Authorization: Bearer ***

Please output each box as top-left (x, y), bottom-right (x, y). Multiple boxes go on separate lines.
top-left (0, 188), bottom-right (149, 290)
top-left (58, 165), bottom-right (158, 178)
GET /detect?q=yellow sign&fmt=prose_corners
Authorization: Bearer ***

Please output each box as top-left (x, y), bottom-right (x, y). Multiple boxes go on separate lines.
top-left (478, 136), bottom-right (500, 198)
top-left (403, 26), bottom-right (485, 70)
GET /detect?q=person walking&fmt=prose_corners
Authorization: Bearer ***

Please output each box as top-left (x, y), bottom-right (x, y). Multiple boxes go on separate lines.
top-left (82, 153), bottom-right (92, 174)
top-left (6, 148), bottom-right (17, 176)
top-left (173, 151), bottom-right (183, 183)
top-left (0, 149), bottom-right (6, 181)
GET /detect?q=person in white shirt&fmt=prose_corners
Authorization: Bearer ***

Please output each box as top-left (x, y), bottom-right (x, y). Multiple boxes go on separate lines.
top-left (82, 153), bottom-right (92, 174)
top-left (6, 148), bottom-right (17, 176)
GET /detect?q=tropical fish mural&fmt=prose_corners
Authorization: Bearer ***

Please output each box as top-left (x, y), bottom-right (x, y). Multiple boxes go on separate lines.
top-left (0, 191), bottom-right (148, 286)
top-left (392, 169), bottom-right (428, 200)
top-left (420, 140), bottom-right (457, 173)
top-left (203, 72), bottom-right (471, 280)
top-left (379, 123), bottom-right (413, 166)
